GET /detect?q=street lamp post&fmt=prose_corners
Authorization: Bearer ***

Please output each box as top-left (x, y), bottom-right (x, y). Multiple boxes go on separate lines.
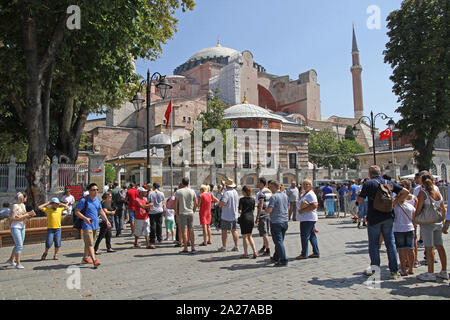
top-left (131, 70), bottom-right (172, 183)
top-left (352, 111), bottom-right (395, 165)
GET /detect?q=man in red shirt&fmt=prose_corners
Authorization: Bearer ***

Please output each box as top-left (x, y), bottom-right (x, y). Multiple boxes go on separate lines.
top-left (134, 187), bottom-right (154, 248)
top-left (125, 183), bottom-right (139, 235)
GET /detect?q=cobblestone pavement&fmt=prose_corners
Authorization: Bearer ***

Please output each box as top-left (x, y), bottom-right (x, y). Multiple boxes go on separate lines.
top-left (1, 211), bottom-right (449, 300)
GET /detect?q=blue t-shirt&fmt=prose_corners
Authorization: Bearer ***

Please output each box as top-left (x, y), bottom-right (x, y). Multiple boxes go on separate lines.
top-left (338, 188), bottom-right (348, 198)
top-left (322, 186), bottom-right (333, 200)
top-left (350, 185), bottom-right (358, 201)
top-left (267, 191), bottom-right (289, 224)
top-left (359, 176), bottom-right (403, 225)
top-left (75, 197), bottom-right (102, 230)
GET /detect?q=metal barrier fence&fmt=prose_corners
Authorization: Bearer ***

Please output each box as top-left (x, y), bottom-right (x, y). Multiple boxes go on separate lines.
top-left (0, 157), bottom-right (88, 194)
top-left (58, 164), bottom-right (88, 190)
top-left (15, 164), bottom-right (27, 191)
top-left (0, 164), bottom-right (7, 192)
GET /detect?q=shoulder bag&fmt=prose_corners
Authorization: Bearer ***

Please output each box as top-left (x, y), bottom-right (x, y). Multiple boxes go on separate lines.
top-left (413, 192), bottom-right (444, 225)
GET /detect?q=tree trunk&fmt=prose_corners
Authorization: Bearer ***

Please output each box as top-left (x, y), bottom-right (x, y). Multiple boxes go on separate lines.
top-left (51, 98), bottom-right (90, 164)
top-left (20, 6), bottom-right (65, 209)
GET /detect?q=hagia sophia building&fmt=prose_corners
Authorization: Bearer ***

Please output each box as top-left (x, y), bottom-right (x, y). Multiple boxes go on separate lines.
top-left (81, 27), bottom-right (375, 185)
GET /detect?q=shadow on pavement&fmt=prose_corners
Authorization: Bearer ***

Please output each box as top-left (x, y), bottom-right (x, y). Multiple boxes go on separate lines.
top-left (220, 263), bottom-right (272, 271)
top-left (382, 278), bottom-right (450, 298)
top-left (346, 244), bottom-right (368, 249)
top-left (198, 254), bottom-right (243, 263)
top-left (345, 249), bottom-right (369, 255)
top-left (346, 240), bottom-right (369, 245)
top-left (64, 252), bottom-right (84, 258)
top-left (33, 263), bottom-right (74, 270)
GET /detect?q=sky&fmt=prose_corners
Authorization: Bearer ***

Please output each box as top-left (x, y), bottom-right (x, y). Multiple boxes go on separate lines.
top-left (92, 0), bottom-right (404, 125)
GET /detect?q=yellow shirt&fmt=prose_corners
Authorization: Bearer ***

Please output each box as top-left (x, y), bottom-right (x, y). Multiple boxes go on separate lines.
top-left (42, 207), bottom-right (65, 229)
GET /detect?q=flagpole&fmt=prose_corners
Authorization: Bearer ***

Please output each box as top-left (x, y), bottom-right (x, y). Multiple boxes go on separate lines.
top-left (391, 131), bottom-right (395, 179)
top-left (170, 100), bottom-right (173, 195)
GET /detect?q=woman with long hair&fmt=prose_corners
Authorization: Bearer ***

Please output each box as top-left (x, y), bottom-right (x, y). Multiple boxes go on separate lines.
top-left (394, 180), bottom-right (417, 276)
top-left (399, 179), bottom-right (420, 268)
top-left (238, 186), bottom-right (257, 259)
top-left (6, 192), bottom-right (35, 269)
top-left (94, 192), bottom-right (116, 254)
top-left (414, 174), bottom-right (447, 281)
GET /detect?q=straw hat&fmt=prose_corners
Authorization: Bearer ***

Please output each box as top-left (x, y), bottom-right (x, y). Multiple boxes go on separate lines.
top-left (222, 178), bottom-right (236, 188)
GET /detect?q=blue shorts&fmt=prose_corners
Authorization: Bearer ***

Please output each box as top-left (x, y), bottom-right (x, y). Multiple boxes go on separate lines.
top-left (128, 209), bottom-right (135, 222)
top-left (394, 231), bottom-right (414, 250)
top-left (46, 228), bottom-right (62, 248)
top-left (358, 202), bottom-right (368, 218)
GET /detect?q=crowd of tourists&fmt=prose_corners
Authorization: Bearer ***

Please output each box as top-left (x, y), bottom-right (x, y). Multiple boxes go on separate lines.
top-left (3, 166), bottom-right (449, 282)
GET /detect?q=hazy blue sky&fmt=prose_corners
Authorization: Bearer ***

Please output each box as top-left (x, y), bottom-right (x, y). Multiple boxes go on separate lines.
top-left (97, 0), bottom-right (405, 126)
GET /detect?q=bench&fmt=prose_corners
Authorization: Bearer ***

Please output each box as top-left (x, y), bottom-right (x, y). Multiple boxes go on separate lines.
top-left (0, 216), bottom-right (81, 248)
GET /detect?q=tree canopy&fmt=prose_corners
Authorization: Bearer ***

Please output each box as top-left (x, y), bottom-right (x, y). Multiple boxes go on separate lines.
top-left (0, 0), bottom-right (195, 207)
top-left (384, 0), bottom-right (449, 171)
top-left (307, 128), bottom-right (365, 169)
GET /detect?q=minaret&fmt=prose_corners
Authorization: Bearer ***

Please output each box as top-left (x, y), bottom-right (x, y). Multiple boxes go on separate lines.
top-left (351, 24), bottom-right (364, 119)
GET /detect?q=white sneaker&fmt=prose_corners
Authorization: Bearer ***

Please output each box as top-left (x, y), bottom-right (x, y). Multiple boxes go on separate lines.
top-left (436, 271), bottom-right (449, 280)
top-left (6, 259), bottom-right (16, 267)
top-left (15, 265), bottom-right (24, 269)
top-left (218, 247), bottom-right (227, 252)
top-left (417, 273), bottom-right (436, 282)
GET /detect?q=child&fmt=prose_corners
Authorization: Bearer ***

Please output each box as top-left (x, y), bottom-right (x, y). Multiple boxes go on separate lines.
top-left (393, 186), bottom-right (416, 276)
top-left (163, 199), bottom-right (175, 241)
top-left (38, 198), bottom-right (69, 260)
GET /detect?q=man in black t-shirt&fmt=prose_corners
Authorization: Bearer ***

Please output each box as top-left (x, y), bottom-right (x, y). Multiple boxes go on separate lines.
top-left (358, 165), bottom-right (409, 280)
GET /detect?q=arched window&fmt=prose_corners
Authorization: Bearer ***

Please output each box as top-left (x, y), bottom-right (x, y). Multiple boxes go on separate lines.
top-left (431, 163), bottom-right (437, 175)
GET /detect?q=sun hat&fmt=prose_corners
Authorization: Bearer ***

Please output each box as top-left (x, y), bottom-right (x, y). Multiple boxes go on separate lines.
top-left (222, 178), bottom-right (236, 188)
top-left (50, 197), bottom-right (60, 204)
top-left (137, 187), bottom-right (147, 193)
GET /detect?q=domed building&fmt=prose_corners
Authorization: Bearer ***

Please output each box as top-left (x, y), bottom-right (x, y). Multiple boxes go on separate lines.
top-left (86, 31), bottom-right (375, 187)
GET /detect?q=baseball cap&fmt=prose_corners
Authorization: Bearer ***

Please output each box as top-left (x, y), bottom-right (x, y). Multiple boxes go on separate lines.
top-left (50, 197), bottom-right (60, 204)
top-left (153, 182), bottom-right (160, 189)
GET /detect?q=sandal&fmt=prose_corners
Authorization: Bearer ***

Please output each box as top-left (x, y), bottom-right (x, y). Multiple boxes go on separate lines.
top-left (207, 241), bottom-right (212, 244)
top-left (239, 255), bottom-right (249, 259)
top-left (41, 253), bottom-right (47, 261)
top-left (53, 254), bottom-right (59, 260)
top-left (199, 242), bottom-right (207, 246)
top-left (107, 249), bottom-right (116, 252)
top-left (252, 254), bottom-right (257, 259)
top-left (134, 244), bottom-right (141, 248)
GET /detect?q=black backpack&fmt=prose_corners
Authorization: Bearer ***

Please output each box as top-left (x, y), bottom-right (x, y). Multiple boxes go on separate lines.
top-left (73, 197), bottom-right (88, 230)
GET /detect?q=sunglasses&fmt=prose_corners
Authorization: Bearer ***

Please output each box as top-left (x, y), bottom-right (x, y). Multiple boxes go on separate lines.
top-left (90, 189), bottom-right (99, 191)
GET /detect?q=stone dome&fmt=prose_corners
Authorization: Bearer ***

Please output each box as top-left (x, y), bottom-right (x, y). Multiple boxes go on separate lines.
top-left (187, 44), bottom-right (240, 62)
top-left (173, 40), bottom-right (241, 75)
top-left (148, 133), bottom-right (172, 147)
top-left (224, 103), bottom-right (285, 122)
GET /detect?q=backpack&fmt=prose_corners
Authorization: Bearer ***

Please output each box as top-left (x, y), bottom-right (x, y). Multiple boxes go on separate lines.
top-left (73, 196), bottom-right (88, 230)
top-left (118, 189), bottom-right (127, 203)
top-left (166, 195), bottom-right (176, 210)
top-left (373, 180), bottom-right (394, 213)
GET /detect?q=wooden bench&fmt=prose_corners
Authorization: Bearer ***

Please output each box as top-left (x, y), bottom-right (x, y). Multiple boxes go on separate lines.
top-left (0, 216), bottom-right (81, 248)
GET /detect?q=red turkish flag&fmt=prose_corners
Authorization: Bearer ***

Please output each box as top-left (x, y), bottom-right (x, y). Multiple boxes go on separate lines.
top-left (164, 100), bottom-right (172, 129)
top-left (379, 128), bottom-right (392, 140)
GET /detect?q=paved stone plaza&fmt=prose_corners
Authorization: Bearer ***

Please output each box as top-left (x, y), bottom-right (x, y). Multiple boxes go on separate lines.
top-left (1, 212), bottom-right (449, 300)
